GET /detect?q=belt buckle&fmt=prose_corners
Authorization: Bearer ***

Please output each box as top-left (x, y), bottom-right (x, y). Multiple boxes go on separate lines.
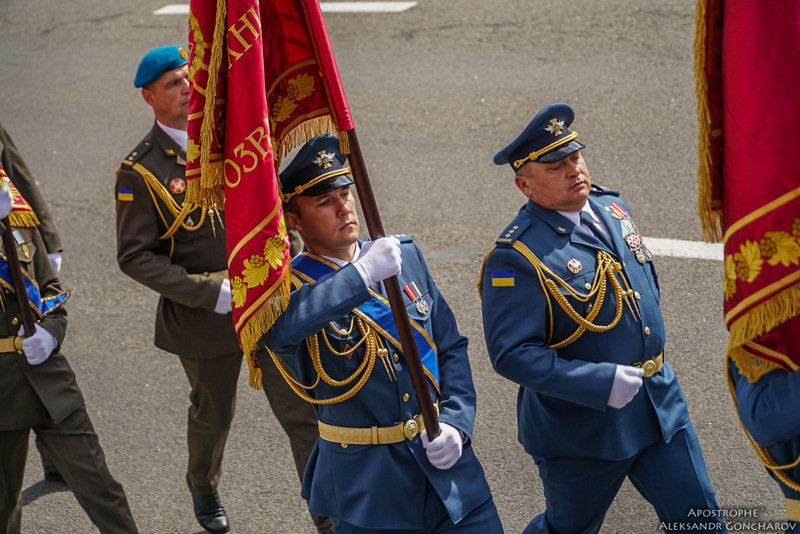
top-left (402, 419), bottom-right (419, 440)
top-left (13, 336), bottom-right (23, 353)
top-left (639, 358), bottom-right (658, 378)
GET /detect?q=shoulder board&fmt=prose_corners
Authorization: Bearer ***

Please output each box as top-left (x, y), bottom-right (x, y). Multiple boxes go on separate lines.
top-left (589, 184), bottom-right (620, 197)
top-left (495, 217), bottom-right (531, 246)
top-left (388, 233), bottom-right (414, 245)
top-left (119, 139), bottom-right (154, 170)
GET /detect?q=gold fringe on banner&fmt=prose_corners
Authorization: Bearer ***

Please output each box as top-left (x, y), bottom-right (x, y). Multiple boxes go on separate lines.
top-left (727, 345), bottom-right (783, 384)
top-left (272, 115), bottom-right (350, 169)
top-left (186, 0), bottom-right (227, 209)
top-left (7, 211), bottom-right (39, 228)
top-left (240, 278), bottom-right (292, 389)
top-left (693, 0), bottom-right (723, 242)
top-left (727, 283), bottom-right (800, 351)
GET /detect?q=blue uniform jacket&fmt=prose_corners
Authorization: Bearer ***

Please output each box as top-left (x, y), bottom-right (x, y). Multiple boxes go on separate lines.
top-left (264, 236), bottom-right (493, 530)
top-left (480, 189), bottom-right (690, 460)
top-left (730, 359), bottom-right (800, 501)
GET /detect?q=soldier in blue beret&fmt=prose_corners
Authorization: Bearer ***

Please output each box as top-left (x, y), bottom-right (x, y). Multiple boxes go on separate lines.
top-left (479, 103), bottom-right (725, 533)
top-left (115, 47), bottom-right (328, 534)
top-left (259, 134), bottom-right (504, 533)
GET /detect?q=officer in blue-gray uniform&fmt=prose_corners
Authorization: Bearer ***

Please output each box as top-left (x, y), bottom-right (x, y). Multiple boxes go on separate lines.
top-left (260, 134), bottom-right (503, 534)
top-left (479, 103), bottom-right (724, 534)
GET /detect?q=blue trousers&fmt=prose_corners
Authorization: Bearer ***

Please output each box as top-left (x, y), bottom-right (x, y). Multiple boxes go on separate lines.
top-left (331, 482), bottom-right (504, 534)
top-left (525, 423), bottom-right (725, 534)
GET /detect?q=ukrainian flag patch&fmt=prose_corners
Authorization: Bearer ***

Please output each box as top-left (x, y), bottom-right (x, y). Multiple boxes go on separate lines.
top-left (117, 186), bottom-right (133, 201)
top-left (491, 269), bottom-right (515, 287)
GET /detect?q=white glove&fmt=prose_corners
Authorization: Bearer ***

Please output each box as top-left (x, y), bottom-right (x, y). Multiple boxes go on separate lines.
top-left (420, 422), bottom-right (463, 470)
top-left (214, 278), bottom-right (232, 314)
top-left (18, 324), bottom-right (58, 366)
top-left (0, 180), bottom-right (13, 220)
top-left (352, 237), bottom-right (402, 288)
top-left (47, 252), bottom-right (63, 275)
top-left (607, 365), bottom-right (644, 409)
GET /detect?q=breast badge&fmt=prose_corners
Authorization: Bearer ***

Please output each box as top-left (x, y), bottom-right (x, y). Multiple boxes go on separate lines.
top-left (567, 258), bottom-right (582, 273)
top-left (403, 281), bottom-right (428, 315)
top-left (170, 177), bottom-right (186, 194)
top-left (609, 202), bottom-right (651, 263)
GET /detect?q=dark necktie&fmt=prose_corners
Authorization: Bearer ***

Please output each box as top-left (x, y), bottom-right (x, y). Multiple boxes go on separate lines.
top-left (579, 211), bottom-right (613, 250)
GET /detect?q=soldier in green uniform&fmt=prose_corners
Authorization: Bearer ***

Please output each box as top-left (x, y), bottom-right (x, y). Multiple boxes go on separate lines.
top-left (0, 120), bottom-right (69, 483)
top-left (0, 172), bottom-right (138, 533)
top-left (114, 46), bottom-right (328, 534)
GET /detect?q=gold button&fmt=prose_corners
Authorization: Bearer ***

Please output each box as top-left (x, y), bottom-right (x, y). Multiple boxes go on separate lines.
top-left (584, 283), bottom-right (592, 290)
top-left (644, 326), bottom-right (650, 335)
top-left (403, 393), bottom-right (409, 402)
top-left (634, 291), bottom-right (641, 300)
top-left (341, 443), bottom-right (348, 448)
top-left (393, 353), bottom-right (400, 363)
top-left (17, 350), bottom-right (23, 355)
top-left (11, 317), bottom-right (19, 325)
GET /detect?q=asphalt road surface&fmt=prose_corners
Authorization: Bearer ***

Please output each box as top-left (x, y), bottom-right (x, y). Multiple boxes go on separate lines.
top-left (0, 0), bottom-right (785, 532)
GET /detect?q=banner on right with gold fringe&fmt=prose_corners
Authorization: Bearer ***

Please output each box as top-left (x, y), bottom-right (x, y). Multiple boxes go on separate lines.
top-left (695, 0), bottom-right (800, 380)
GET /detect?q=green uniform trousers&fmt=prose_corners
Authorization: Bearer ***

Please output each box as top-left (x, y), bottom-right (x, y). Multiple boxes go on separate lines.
top-left (180, 350), bottom-right (332, 534)
top-left (0, 406), bottom-right (137, 533)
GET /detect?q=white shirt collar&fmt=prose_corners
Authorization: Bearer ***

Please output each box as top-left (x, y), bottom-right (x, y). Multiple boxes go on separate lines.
top-left (320, 242), bottom-right (361, 268)
top-left (156, 120), bottom-right (187, 151)
top-left (558, 202), bottom-right (611, 236)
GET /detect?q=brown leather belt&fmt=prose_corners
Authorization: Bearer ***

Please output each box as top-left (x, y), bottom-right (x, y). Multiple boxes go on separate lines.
top-left (319, 414), bottom-right (427, 446)
top-left (0, 336), bottom-right (22, 353)
top-left (634, 352), bottom-right (664, 378)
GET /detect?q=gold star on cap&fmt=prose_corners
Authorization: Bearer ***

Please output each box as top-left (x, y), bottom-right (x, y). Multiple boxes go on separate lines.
top-left (312, 150), bottom-right (336, 169)
top-left (544, 118), bottom-right (565, 136)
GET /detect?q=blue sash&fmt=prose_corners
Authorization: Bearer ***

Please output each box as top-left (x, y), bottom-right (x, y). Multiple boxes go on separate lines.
top-left (0, 253), bottom-right (70, 317)
top-left (292, 252), bottom-right (440, 392)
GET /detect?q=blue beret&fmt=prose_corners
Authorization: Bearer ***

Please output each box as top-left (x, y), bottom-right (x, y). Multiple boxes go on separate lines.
top-left (279, 134), bottom-right (353, 203)
top-left (493, 103), bottom-right (585, 171)
top-left (134, 46), bottom-right (189, 88)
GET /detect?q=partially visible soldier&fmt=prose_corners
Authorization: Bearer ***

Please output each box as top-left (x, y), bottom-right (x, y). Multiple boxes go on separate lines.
top-left (114, 46), bottom-right (328, 534)
top-left (0, 120), bottom-right (68, 484)
top-left (0, 169), bottom-right (138, 533)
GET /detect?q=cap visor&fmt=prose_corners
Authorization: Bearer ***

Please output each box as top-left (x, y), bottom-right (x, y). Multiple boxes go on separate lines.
top-left (536, 141), bottom-right (585, 163)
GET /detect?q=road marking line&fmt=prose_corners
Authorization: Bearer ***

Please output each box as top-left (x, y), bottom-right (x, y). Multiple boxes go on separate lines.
top-left (645, 237), bottom-right (723, 261)
top-left (154, 2), bottom-right (417, 15)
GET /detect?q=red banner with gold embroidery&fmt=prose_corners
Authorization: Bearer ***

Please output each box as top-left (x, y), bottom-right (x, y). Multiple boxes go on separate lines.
top-left (0, 163), bottom-right (40, 228)
top-left (695, 0), bottom-right (800, 379)
top-left (186, 0), bottom-right (352, 388)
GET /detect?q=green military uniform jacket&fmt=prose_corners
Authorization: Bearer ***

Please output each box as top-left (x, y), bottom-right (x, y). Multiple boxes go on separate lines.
top-left (0, 224), bottom-right (79, 430)
top-left (115, 122), bottom-right (239, 358)
top-left (0, 121), bottom-right (63, 255)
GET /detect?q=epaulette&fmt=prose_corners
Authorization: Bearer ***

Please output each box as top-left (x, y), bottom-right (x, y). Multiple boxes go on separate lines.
top-left (589, 184), bottom-right (620, 197)
top-left (495, 217), bottom-right (531, 246)
top-left (388, 233), bottom-right (414, 245)
top-left (119, 139), bottom-right (154, 170)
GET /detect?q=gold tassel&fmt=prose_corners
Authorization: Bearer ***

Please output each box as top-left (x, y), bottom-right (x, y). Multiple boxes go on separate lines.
top-left (186, 0), bottom-right (227, 208)
top-left (239, 275), bottom-right (292, 389)
top-left (7, 211), bottom-right (39, 228)
top-left (694, 0), bottom-right (723, 242)
top-left (727, 283), bottom-right (800, 349)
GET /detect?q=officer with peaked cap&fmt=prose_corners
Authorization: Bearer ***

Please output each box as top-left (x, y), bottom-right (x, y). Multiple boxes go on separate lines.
top-left (116, 46), bottom-right (330, 534)
top-left (479, 103), bottom-right (725, 533)
top-left (259, 134), bottom-right (504, 533)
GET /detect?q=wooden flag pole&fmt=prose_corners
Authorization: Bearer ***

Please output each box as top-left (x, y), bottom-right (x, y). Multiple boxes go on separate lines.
top-left (345, 128), bottom-right (440, 440)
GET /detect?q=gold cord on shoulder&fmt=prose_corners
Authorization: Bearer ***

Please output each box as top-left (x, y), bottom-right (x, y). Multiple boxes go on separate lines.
top-left (269, 316), bottom-right (385, 404)
top-left (132, 163), bottom-right (211, 242)
top-left (510, 242), bottom-right (639, 348)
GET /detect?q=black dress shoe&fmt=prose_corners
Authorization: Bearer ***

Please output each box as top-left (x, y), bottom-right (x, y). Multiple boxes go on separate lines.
top-left (43, 467), bottom-right (66, 485)
top-left (186, 473), bottom-right (230, 533)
